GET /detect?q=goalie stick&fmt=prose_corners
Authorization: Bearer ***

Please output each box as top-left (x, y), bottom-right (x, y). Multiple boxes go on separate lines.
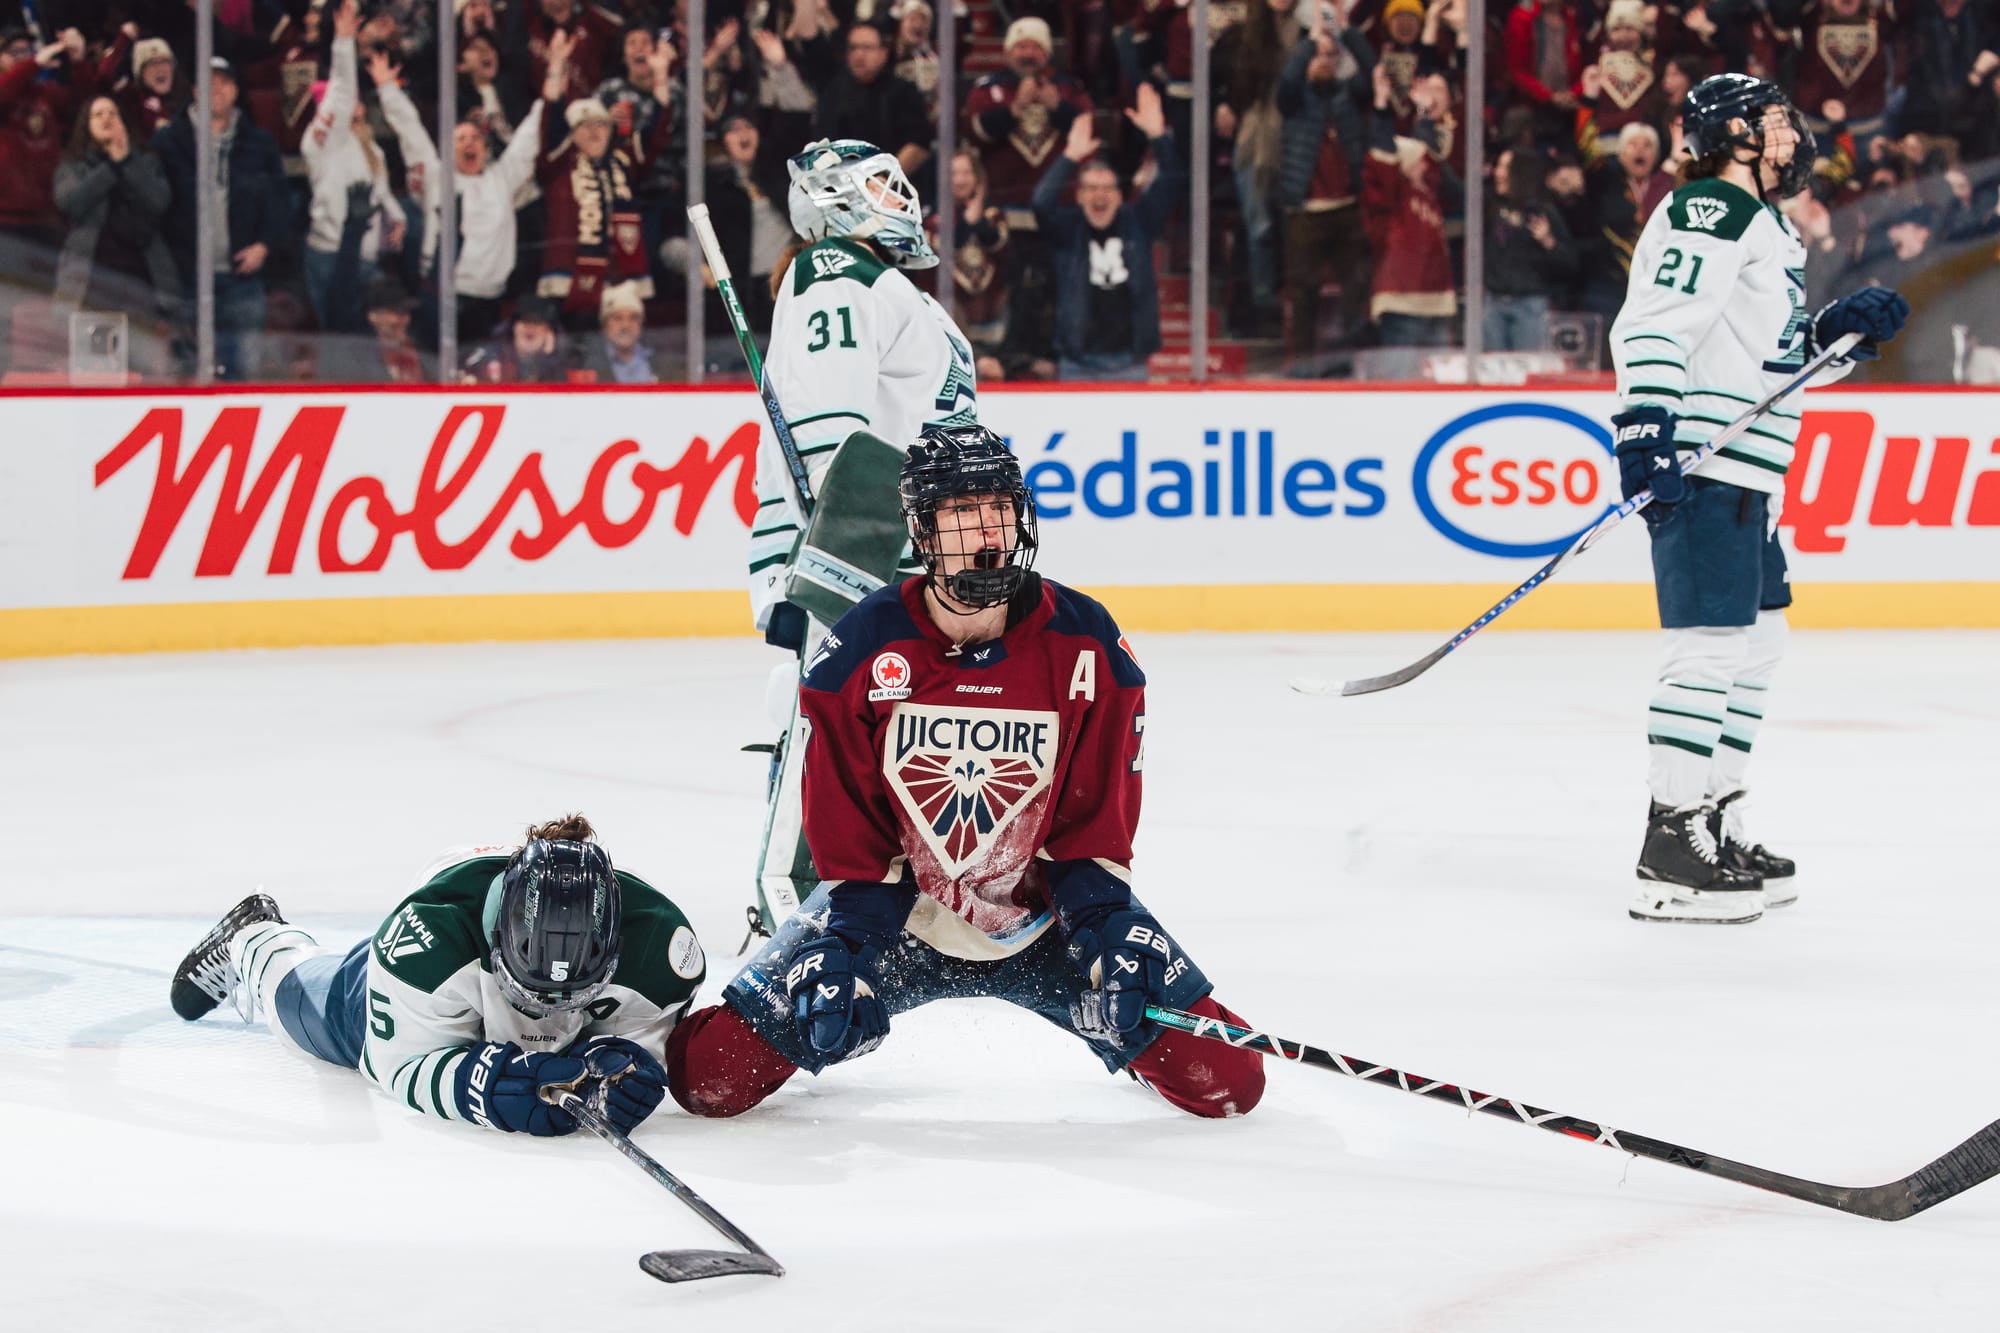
top-left (544, 1081), bottom-right (785, 1283)
top-left (1298, 332), bottom-right (1862, 698)
top-left (1147, 1002), bottom-right (2000, 1220)
top-left (687, 202), bottom-right (815, 520)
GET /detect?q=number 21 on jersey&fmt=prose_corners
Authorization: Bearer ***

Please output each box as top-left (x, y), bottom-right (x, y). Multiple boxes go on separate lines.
top-left (1653, 247), bottom-right (1704, 294)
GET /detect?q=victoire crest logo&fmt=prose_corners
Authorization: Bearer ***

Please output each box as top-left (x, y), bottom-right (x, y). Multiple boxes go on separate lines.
top-left (1413, 403), bottom-right (1615, 558)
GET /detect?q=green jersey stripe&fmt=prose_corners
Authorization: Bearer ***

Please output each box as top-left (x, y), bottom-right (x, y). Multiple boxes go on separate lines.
top-left (1628, 385), bottom-right (1685, 398)
top-left (790, 409), bottom-right (871, 428)
top-left (749, 552), bottom-right (791, 574)
top-left (1648, 733), bottom-right (1716, 757)
top-left (1718, 734), bottom-right (1753, 753)
top-left (1621, 332), bottom-right (1689, 349)
top-left (429, 1051), bottom-right (456, 1118)
top-left (1649, 703), bottom-right (1727, 725)
top-left (1661, 680), bottom-right (1728, 694)
top-left (1625, 359), bottom-right (1683, 369)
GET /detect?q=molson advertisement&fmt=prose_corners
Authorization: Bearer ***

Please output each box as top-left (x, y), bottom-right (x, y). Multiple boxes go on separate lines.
top-left (1, 386), bottom-right (1994, 656)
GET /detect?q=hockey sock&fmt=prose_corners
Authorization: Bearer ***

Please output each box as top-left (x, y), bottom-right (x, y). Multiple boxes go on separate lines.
top-left (1708, 610), bottom-right (1787, 823)
top-left (1646, 626), bottom-right (1750, 809)
top-left (228, 921), bottom-right (322, 1026)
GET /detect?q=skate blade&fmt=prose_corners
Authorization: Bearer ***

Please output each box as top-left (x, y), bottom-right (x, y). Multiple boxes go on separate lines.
top-left (639, 1249), bottom-right (785, 1283)
top-left (1628, 908), bottom-right (1764, 924)
top-left (1761, 883), bottom-right (1799, 909)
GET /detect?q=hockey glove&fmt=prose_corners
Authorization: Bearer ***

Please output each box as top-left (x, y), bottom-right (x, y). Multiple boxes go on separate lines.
top-left (1065, 908), bottom-right (1186, 1049)
top-left (1810, 286), bottom-right (1909, 362)
top-left (455, 1041), bottom-right (588, 1136)
top-left (564, 1035), bottom-right (669, 1134)
top-left (784, 934), bottom-right (891, 1061)
top-left (1611, 404), bottom-right (1683, 525)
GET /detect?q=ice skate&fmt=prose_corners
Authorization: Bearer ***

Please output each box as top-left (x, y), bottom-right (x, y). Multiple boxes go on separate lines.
top-left (170, 893), bottom-right (286, 1021)
top-left (1629, 802), bottom-right (1764, 924)
top-left (1712, 790), bottom-right (1797, 908)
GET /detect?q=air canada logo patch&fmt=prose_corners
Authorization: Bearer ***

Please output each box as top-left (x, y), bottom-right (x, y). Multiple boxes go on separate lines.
top-left (884, 704), bottom-right (1059, 876)
top-left (869, 652), bottom-right (913, 702)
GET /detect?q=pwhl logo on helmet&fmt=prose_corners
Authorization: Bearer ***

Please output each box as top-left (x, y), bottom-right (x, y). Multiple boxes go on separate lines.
top-left (885, 704), bottom-right (1058, 879)
top-left (1413, 403), bottom-right (1615, 558)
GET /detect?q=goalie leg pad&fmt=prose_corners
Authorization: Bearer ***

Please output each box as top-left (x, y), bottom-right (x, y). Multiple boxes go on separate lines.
top-left (784, 430), bottom-right (911, 627)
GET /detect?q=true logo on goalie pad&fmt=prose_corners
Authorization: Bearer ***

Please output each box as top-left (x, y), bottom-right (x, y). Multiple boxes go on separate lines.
top-left (883, 703), bottom-right (1058, 878)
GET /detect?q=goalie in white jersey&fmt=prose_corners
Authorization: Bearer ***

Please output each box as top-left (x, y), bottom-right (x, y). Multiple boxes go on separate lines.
top-left (1609, 74), bottom-right (1907, 925)
top-left (744, 139), bottom-right (981, 938)
top-left (168, 814), bottom-right (705, 1137)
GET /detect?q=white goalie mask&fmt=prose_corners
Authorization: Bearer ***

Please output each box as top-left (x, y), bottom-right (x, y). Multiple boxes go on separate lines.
top-left (786, 139), bottom-right (939, 270)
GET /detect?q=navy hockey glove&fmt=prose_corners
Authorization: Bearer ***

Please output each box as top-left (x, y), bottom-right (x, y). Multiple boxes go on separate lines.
top-left (1065, 908), bottom-right (1187, 1049)
top-left (785, 934), bottom-right (891, 1060)
top-left (564, 1035), bottom-right (669, 1134)
top-left (1810, 286), bottom-right (1909, 362)
top-left (1611, 404), bottom-right (1683, 525)
top-left (455, 1041), bottom-right (588, 1136)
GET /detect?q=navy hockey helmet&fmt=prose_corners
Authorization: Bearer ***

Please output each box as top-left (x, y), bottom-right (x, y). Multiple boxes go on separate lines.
top-left (901, 423), bottom-right (1039, 609)
top-left (1681, 73), bottom-right (1813, 198)
top-left (491, 838), bottom-right (621, 1017)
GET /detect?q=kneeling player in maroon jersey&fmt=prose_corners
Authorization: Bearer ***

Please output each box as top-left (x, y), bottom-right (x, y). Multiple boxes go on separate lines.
top-left (668, 424), bottom-right (1263, 1119)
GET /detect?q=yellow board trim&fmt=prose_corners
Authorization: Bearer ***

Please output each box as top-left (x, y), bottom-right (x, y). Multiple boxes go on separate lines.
top-left (4, 582), bottom-right (1999, 657)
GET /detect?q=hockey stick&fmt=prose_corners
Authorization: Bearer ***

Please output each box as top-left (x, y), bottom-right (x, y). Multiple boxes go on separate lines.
top-left (1302, 332), bottom-right (1862, 698)
top-left (545, 1083), bottom-right (785, 1282)
top-left (687, 202), bottom-right (815, 519)
top-left (1146, 1002), bottom-right (2000, 1220)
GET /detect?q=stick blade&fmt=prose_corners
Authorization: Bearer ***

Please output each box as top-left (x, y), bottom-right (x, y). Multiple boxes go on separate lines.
top-left (639, 1249), bottom-right (786, 1283)
top-left (1341, 644), bottom-right (1452, 697)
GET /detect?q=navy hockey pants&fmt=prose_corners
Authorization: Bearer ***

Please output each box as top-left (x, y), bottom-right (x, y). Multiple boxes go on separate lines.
top-left (1648, 479), bottom-right (1793, 628)
top-left (272, 939), bottom-right (370, 1069)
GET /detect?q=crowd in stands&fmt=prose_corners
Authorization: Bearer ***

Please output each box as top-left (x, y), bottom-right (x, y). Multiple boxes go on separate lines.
top-left (0, 0), bottom-right (1997, 384)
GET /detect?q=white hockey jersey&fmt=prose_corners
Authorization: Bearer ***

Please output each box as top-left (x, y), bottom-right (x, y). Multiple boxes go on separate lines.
top-left (359, 846), bottom-right (704, 1126)
top-left (747, 237), bottom-right (979, 630)
top-left (1611, 176), bottom-right (1851, 497)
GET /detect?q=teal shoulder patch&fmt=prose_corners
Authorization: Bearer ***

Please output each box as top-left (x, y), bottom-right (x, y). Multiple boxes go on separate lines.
top-left (611, 873), bottom-right (705, 1011)
top-left (1666, 178), bottom-right (1759, 242)
top-left (791, 237), bottom-right (889, 296)
top-left (371, 856), bottom-right (504, 994)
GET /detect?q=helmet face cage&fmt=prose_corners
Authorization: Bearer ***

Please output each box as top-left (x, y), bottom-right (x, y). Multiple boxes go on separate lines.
top-left (786, 140), bottom-right (940, 270)
top-left (1682, 74), bottom-right (1814, 198)
top-left (901, 425), bottom-right (1039, 609)
top-left (492, 839), bottom-right (622, 1018)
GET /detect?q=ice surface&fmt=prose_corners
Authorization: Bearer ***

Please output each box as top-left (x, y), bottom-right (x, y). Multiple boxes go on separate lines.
top-left (4, 631), bottom-right (1998, 1331)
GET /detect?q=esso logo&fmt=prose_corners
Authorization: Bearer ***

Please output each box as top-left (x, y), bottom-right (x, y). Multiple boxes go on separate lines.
top-left (1413, 404), bottom-right (1615, 557)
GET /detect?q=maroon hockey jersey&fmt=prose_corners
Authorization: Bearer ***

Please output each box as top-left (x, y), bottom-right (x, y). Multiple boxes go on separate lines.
top-left (797, 575), bottom-right (1146, 961)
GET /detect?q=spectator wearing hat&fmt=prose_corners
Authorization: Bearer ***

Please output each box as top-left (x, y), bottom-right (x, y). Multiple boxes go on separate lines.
top-left (153, 52), bottom-right (287, 381)
top-left (811, 20), bottom-right (933, 182)
top-left (572, 280), bottom-right (657, 383)
top-left (965, 16), bottom-right (1093, 379)
top-left (54, 93), bottom-right (179, 353)
top-left (118, 36), bottom-right (185, 141)
top-left (462, 293), bottom-right (570, 382)
top-left (1034, 83), bottom-right (1179, 381)
top-left (964, 17), bottom-right (1091, 216)
top-left (323, 274), bottom-right (435, 382)
top-left (302, 3), bottom-right (411, 327)
top-left (1578, 0), bottom-right (1666, 159)
top-left (893, 2), bottom-right (942, 122)
top-left (537, 28), bottom-right (659, 328)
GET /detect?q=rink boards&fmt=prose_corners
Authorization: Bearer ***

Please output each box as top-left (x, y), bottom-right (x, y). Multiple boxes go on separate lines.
top-left (2, 382), bottom-right (1997, 655)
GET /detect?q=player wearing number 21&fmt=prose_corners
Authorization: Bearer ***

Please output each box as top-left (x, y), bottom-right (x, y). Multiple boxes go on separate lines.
top-left (669, 425), bottom-right (1265, 1119)
top-left (1609, 74), bottom-right (1907, 924)
top-left (169, 815), bottom-right (704, 1137)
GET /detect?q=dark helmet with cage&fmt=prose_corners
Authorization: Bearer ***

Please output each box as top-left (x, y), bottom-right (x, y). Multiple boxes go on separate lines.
top-left (490, 837), bottom-right (621, 1017)
top-left (900, 423), bottom-right (1039, 609)
top-left (1680, 73), bottom-right (1813, 198)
